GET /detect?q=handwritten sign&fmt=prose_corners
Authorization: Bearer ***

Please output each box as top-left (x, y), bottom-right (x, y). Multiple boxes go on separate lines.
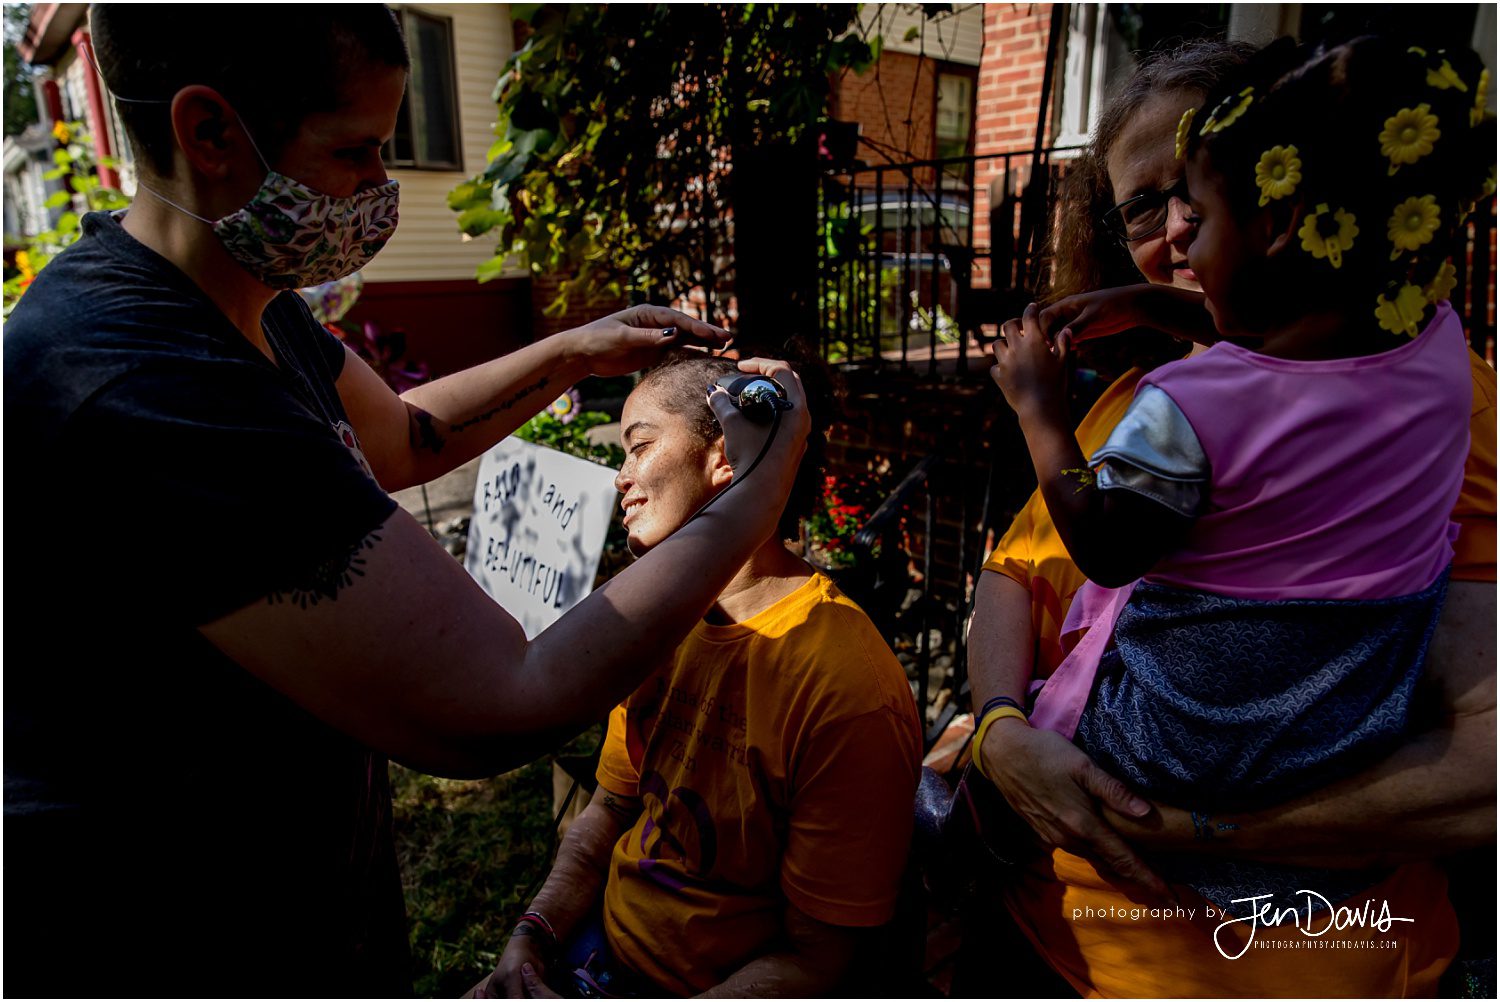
top-left (465, 438), bottom-right (620, 639)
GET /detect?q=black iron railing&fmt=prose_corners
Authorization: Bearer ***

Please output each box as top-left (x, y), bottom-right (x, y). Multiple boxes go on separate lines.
top-left (820, 153), bottom-right (1497, 371)
top-left (1459, 201), bottom-right (1497, 362)
top-left (817, 148), bottom-right (1081, 379)
top-left (829, 441), bottom-right (1001, 752)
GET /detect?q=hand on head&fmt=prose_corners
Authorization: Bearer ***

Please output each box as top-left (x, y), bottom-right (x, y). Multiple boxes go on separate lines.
top-left (566, 305), bottom-right (732, 379)
top-left (707, 357), bottom-right (811, 476)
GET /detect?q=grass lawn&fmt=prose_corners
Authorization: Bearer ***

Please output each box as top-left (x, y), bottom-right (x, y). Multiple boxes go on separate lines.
top-left (392, 727), bottom-right (600, 998)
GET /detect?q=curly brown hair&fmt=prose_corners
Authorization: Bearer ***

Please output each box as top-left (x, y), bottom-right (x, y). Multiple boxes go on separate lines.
top-left (1048, 38), bottom-right (1258, 304)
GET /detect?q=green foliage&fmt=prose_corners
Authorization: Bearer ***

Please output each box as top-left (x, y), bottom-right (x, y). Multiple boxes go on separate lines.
top-left (3, 121), bottom-right (130, 316)
top-left (3, 5), bottom-right (37, 138)
top-left (513, 408), bottom-right (626, 469)
top-left (820, 199), bottom-right (903, 361)
top-left (451, 4), bottom-right (877, 316)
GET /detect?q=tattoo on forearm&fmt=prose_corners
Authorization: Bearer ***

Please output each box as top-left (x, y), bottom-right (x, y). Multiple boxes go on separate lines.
top-left (267, 530), bottom-right (382, 609)
top-left (410, 407), bottom-right (445, 456)
top-left (449, 376), bottom-right (550, 434)
top-left (599, 791), bottom-right (640, 821)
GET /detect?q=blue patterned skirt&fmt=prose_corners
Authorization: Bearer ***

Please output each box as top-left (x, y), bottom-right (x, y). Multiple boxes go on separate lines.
top-left (1075, 571), bottom-right (1448, 915)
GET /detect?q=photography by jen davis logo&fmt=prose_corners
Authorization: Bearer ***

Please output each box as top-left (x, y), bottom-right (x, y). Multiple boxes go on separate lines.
top-left (1211, 892), bottom-right (1415, 960)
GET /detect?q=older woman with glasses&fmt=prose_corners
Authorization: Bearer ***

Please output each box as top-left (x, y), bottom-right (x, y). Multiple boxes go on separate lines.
top-left (962, 38), bottom-right (1496, 997)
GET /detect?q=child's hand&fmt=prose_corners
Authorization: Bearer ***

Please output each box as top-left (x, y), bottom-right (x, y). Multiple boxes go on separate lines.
top-left (1039, 286), bottom-right (1155, 342)
top-left (1039, 285), bottom-right (1218, 347)
top-left (990, 302), bottom-right (1071, 422)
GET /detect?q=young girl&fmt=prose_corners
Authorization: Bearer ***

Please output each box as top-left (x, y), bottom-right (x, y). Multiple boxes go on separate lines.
top-left (990, 36), bottom-right (1494, 915)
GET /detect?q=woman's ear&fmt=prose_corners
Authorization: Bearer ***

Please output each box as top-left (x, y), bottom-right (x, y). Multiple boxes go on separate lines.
top-left (708, 437), bottom-right (734, 489)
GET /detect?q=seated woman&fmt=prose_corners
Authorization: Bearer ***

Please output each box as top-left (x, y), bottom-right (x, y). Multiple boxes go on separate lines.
top-left (474, 354), bottom-right (923, 998)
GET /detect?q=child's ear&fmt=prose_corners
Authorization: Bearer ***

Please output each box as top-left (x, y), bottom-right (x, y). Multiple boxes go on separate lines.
top-left (1264, 198), bottom-right (1306, 260)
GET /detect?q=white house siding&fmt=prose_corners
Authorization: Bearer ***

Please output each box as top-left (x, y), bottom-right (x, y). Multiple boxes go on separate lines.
top-left (860, 4), bottom-right (984, 67)
top-left (362, 2), bottom-right (519, 285)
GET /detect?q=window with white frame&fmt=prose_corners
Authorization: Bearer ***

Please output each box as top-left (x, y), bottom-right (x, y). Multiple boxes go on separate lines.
top-left (1053, 3), bottom-right (1111, 149)
top-left (384, 7), bottom-right (463, 171)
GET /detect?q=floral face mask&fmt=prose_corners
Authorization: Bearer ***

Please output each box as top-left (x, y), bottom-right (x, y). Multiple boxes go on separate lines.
top-left (138, 123), bottom-right (400, 290)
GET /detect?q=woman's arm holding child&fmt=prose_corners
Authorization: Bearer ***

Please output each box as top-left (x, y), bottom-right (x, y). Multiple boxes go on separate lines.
top-left (1100, 580), bottom-right (1496, 866)
top-left (991, 304), bottom-right (1192, 587)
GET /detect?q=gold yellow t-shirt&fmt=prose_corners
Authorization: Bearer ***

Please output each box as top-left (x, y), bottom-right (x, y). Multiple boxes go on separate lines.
top-left (595, 571), bottom-right (922, 996)
top-left (978, 353), bottom-right (1497, 996)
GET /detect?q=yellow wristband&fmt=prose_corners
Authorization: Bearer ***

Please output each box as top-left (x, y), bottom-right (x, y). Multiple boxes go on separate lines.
top-left (970, 705), bottom-right (1029, 782)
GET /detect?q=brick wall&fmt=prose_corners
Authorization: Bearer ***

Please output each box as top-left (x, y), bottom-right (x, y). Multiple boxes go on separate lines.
top-left (832, 50), bottom-right (938, 167)
top-left (972, 4), bottom-right (1055, 291)
top-left (529, 272), bottom-right (627, 343)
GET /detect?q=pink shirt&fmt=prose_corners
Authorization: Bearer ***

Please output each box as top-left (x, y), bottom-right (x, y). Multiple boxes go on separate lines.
top-left (1032, 303), bottom-right (1472, 737)
top-left (1141, 301), bottom-right (1469, 601)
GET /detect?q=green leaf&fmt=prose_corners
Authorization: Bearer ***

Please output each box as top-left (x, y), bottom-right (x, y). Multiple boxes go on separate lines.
top-left (43, 190), bottom-right (71, 209)
top-left (456, 206), bottom-right (509, 237)
top-left (903, 25), bottom-right (920, 42)
top-left (446, 180), bottom-right (488, 211)
top-left (56, 211), bottom-right (80, 235)
top-left (482, 128), bottom-right (554, 187)
top-left (476, 255), bottom-right (510, 283)
top-left (52, 148), bottom-right (72, 166)
top-left (41, 166), bottom-right (68, 181)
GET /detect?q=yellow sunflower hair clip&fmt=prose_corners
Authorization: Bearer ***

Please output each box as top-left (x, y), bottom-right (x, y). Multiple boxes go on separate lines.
top-left (1199, 87), bottom-right (1254, 136)
top-left (1298, 203), bottom-right (1358, 269)
top-left (1379, 104), bottom-right (1440, 176)
top-left (1374, 283), bottom-right (1428, 338)
top-left (1175, 107), bottom-right (1196, 161)
top-left (1254, 145), bottom-right (1301, 207)
top-left (1386, 194), bottom-right (1441, 261)
top-left (1408, 46), bottom-right (1469, 92)
top-left (1424, 260), bottom-right (1457, 305)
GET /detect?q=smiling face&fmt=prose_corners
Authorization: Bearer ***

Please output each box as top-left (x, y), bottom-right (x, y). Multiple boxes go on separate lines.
top-left (1105, 89), bottom-right (1205, 290)
top-left (615, 387), bottom-right (730, 556)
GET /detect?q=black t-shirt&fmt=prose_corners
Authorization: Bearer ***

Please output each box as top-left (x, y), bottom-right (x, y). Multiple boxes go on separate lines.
top-left (3, 212), bottom-right (408, 995)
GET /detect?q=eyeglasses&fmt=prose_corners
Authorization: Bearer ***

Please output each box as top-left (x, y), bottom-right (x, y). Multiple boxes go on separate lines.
top-left (1102, 179), bottom-right (1192, 243)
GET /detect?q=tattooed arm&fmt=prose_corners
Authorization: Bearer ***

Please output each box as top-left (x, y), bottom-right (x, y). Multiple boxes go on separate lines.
top-left (200, 359), bottom-right (810, 778)
top-left (472, 791), bottom-right (643, 999)
top-left (337, 305), bottom-right (730, 492)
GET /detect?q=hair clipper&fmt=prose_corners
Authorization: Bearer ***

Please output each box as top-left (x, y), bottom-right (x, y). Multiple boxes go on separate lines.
top-left (713, 373), bottom-right (792, 424)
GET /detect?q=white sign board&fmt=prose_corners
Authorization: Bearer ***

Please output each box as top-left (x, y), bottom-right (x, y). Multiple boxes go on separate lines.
top-left (465, 438), bottom-right (620, 639)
